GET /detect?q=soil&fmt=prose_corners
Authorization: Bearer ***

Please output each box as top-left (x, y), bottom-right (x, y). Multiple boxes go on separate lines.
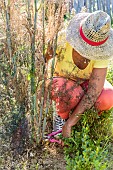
top-left (36, 143), bottom-right (66, 170)
top-left (14, 143), bottom-right (66, 170)
top-left (1, 138), bottom-right (66, 170)
top-left (1, 116), bottom-right (66, 170)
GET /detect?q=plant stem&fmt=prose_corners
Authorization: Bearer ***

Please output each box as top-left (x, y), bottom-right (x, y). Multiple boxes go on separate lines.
top-left (29, 0), bottom-right (38, 142)
top-left (4, 0), bottom-right (12, 64)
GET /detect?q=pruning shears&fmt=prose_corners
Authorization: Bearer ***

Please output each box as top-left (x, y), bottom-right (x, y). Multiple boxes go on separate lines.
top-left (44, 129), bottom-right (62, 144)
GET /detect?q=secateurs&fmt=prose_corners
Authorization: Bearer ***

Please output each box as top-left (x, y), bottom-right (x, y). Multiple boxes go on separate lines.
top-left (44, 129), bottom-right (62, 144)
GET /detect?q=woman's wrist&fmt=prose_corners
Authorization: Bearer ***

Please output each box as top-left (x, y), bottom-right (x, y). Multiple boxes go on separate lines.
top-left (66, 112), bottom-right (81, 127)
top-left (66, 119), bottom-right (75, 127)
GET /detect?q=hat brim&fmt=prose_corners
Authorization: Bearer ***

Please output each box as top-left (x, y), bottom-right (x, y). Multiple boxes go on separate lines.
top-left (66, 12), bottom-right (113, 60)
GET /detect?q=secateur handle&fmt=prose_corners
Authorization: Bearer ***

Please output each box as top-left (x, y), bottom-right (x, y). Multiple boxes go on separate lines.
top-left (47, 129), bottom-right (62, 144)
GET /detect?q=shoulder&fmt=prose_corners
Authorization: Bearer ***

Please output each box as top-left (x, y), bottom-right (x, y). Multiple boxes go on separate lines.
top-left (92, 60), bottom-right (109, 68)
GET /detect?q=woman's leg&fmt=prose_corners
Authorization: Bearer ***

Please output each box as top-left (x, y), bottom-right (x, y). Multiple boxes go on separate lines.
top-left (95, 80), bottom-right (113, 113)
top-left (50, 77), bottom-right (84, 119)
top-left (50, 78), bottom-right (113, 119)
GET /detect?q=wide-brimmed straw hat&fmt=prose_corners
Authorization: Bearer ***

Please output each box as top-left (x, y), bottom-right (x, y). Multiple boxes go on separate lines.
top-left (66, 10), bottom-right (113, 60)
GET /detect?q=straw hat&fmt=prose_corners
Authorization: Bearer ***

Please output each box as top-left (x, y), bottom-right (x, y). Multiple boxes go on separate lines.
top-left (66, 10), bottom-right (113, 60)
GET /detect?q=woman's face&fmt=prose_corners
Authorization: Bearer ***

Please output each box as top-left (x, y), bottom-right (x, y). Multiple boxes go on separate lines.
top-left (72, 48), bottom-right (90, 69)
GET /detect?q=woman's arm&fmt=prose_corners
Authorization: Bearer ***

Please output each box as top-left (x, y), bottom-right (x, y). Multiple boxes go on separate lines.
top-left (62, 67), bottom-right (107, 137)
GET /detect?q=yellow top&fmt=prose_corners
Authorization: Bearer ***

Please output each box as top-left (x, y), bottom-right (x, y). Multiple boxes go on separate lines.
top-left (47, 41), bottom-right (109, 83)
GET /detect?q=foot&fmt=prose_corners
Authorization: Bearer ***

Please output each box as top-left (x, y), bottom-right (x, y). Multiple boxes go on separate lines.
top-left (53, 114), bottom-right (66, 132)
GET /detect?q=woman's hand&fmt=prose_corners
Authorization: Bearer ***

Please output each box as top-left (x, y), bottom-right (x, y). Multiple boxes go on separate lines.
top-left (45, 43), bottom-right (53, 62)
top-left (62, 122), bottom-right (72, 138)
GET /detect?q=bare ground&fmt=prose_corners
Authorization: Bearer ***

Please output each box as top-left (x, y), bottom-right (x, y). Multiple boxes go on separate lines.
top-left (1, 142), bottom-right (66, 170)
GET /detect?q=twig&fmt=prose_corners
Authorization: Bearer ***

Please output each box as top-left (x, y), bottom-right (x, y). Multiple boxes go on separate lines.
top-left (4, 0), bottom-right (12, 64)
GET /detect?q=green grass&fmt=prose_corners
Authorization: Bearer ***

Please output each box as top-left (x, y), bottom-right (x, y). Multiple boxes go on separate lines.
top-left (63, 68), bottom-right (113, 170)
top-left (63, 108), bottom-right (113, 170)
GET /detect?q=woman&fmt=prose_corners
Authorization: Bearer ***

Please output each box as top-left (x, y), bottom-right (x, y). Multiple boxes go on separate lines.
top-left (45, 10), bottom-right (113, 138)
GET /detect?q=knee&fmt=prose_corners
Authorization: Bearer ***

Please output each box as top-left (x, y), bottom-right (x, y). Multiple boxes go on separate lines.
top-left (95, 88), bottom-right (113, 111)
